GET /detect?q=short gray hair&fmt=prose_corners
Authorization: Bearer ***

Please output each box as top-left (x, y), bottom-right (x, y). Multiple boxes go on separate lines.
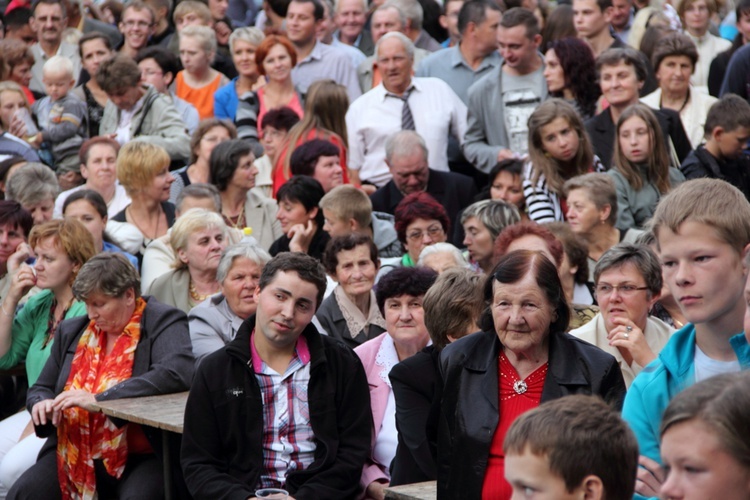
top-left (563, 173), bottom-right (618, 227)
top-left (593, 242), bottom-right (662, 296)
top-left (417, 242), bottom-right (470, 268)
top-left (376, 30), bottom-right (415, 61)
top-left (169, 208), bottom-right (228, 269)
top-left (385, 130), bottom-right (428, 164)
top-left (460, 200), bottom-right (521, 241)
top-left (384, 0), bottom-right (422, 28)
top-left (175, 183), bottom-right (222, 214)
top-left (5, 162), bottom-right (59, 207)
top-left (73, 253), bottom-right (141, 300)
top-left (228, 26), bottom-right (264, 53)
top-left (373, 3), bottom-right (407, 28)
top-left (216, 243), bottom-right (272, 284)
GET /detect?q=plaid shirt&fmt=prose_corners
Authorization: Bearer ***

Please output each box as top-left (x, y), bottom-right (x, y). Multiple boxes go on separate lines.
top-left (251, 331), bottom-right (316, 489)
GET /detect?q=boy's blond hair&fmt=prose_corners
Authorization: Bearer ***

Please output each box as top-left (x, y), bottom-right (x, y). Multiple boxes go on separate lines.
top-left (319, 185), bottom-right (372, 229)
top-left (43, 55), bottom-right (74, 80)
top-left (173, 1), bottom-right (211, 25)
top-left (651, 178), bottom-right (750, 253)
top-left (116, 142), bottom-right (171, 195)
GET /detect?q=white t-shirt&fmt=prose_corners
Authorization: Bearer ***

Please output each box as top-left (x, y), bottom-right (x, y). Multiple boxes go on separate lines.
top-left (693, 344), bottom-right (740, 383)
top-left (502, 68), bottom-right (544, 155)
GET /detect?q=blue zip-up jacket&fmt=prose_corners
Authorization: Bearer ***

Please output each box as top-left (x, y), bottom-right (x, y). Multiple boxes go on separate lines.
top-left (623, 323), bottom-right (750, 499)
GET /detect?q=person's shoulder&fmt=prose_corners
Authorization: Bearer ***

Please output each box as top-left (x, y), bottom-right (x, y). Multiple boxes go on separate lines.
top-left (353, 331), bottom-right (386, 362)
top-left (432, 169), bottom-right (473, 189)
top-left (557, 331), bottom-right (616, 363)
top-left (467, 65), bottom-right (502, 98)
top-left (419, 46), bottom-right (455, 68)
top-left (440, 329), bottom-right (493, 363)
top-left (319, 332), bottom-right (364, 365)
top-left (390, 347), bottom-right (435, 381)
top-left (143, 293), bottom-right (187, 320)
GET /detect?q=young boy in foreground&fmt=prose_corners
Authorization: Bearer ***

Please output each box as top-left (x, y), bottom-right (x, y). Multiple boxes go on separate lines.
top-left (504, 395), bottom-right (638, 500)
top-left (622, 178), bottom-right (750, 497)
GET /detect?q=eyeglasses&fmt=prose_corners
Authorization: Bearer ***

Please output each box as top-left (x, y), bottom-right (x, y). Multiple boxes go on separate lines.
top-left (407, 225), bottom-right (444, 242)
top-left (594, 284), bottom-right (649, 297)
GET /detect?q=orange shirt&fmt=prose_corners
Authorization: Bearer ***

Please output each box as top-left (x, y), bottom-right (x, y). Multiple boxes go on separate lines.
top-left (175, 71), bottom-right (224, 120)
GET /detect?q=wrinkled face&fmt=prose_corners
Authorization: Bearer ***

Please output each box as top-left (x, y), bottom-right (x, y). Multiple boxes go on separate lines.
top-left (33, 236), bottom-right (78, 292)
top-left (506, 447), bottom-right (585, 500)
top-left (403, 217), bottom-right (447, 263)
top-left (81, 38), bottom-right (113, 78)
top-left (313, 155), bottom-right (343, 193)
top-left (491, 170), bottom-right (525, 209)
top-left (221, 256), bottom-right (263, 319)
top-left (660, 419), bottom-right (750, 500)
top-left (180, 35), bottom-right (212, 74)
top-left (497, 25), bottom-right (540, 72)
top-left (573, 0), bottom-right (611, 38)
top-left (231, 39), bottom-right (259, 79)
top-left (377, 36), bottom-right (414, 94)
top-left (618, 115), bottom-right (651, 164)
top-left (389, 149), bottom-right (429, 195)
top-left (228, 153), bottom-right (258, 191)
top-left (139, 57), bottom-right (170, 93)
top-left (24, 197), bottom-right (55, 225)
top-left (178, 227), bottom-right (227, 273)
top-left (335, 0), bottom-right (367, 40)
top-left (30, 3), bottom-right (66, 45)
top-left (208, 0), bottom-right (229, 20)
top-left (0, 90), bottom-right (27, 130)
top-left (599, 61), bottom-right (642, 108)
top-left (656, 55), bottom-right (692, 97)
top-left (371, 7), bottom-right (403, 42)
top-left (196, 125), bottom-right (232, 164)
top-left (286, 1), bottom-right (319, 45)
top-left (253, 270), bottom-right (319, 351)
top-left (463, 216), bottom-right (494, 268)
top-left (383, 293), bottom-right (430, 349)
top-left (85, 289), bottom-right (137, 334)
top-left (261, 43), bottom-right (293, 83)
top-left (539, 117), bottom-right (580, 163)
top-left (421, 251), bottom-right (461, 274)
top-left (0, 223), bottom-right (26, 264)
top-left (542, 49), bottom-right (565, 94)
top-left (565, 188), bottom-right (607, 234)
top-left (81, 143), bottom-right (117, 192)
top-left (475, 8), bottom-right (501, 54)
top-left (683, 0), bottom-right (711, 34)
top-left (64, 199), bottom-right (106, 250)
top-left (491, 272), bottom-right (554, 354)
top-left (120, 7), bottom-right (154, 50)
top-left (10, 61), bottom-right (32, 88)
top-left (334, 244), bottom-right (378, 297)
top-left (597, 262), bottom-right (655, 332)
top-left (610, 0), bottom-right (633, 30)
top-left (276, 198), bottom-right (316, 233)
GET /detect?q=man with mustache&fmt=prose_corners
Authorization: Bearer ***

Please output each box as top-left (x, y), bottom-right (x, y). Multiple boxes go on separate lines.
top-left (28, 0), bottom-right (81, 95)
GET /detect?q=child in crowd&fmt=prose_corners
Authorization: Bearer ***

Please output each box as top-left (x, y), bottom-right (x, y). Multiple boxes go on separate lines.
top-left (504, 395), bottom-right (638, 500)
top-left (622, 178), bottom-right (750, 498)
top-left (680, 94), bottom-right (750, 201)
top-left (30, 56), bottom-right (88, 190)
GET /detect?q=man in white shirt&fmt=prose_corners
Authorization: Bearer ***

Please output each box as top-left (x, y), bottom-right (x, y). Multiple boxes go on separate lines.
top-left (346, 31), bottom-right (467, 187)
top-left (29, 0), bottom-right (81, 94)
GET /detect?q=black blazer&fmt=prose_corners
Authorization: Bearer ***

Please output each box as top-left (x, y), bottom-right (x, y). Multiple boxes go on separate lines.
top-left (369, 170), bottom-right (477, 246)
top-left (436, 330), bottom-right (626, 500)
top-left (585, 107), bottom-right (693, 169)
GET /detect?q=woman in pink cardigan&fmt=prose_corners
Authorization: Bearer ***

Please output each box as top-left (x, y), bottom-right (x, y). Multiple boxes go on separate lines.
top-left (354, 266), bottom-right (437, 500)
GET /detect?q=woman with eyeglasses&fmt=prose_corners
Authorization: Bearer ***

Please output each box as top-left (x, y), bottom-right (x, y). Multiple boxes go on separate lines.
top-left (570, 243), bottom-right (675, 388)
top-left (394, 192), bottom-right (450, 268)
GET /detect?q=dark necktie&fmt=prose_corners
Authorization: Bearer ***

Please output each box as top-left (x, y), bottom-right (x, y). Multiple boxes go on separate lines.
top-left (387, 87), bottom-right (415, 131)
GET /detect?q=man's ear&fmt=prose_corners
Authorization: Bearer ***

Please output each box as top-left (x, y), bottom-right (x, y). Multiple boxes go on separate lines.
top-left (164, 70), bottom-right (175, 86)
top-left (438, 14), bottom-right (449, 30)
top-left (603, 5), bottom-right (614, 23)
top-left (532, 33), bottom-right (542, 49)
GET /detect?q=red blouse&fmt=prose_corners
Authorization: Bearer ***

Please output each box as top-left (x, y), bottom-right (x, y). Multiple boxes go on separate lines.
top-left (481, 351), bottom-right (548, 499)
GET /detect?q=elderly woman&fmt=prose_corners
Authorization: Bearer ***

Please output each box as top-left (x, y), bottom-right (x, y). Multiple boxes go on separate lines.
top-left (354, 266), bottom-right (437, 500)
top-left (189, 243), bottom-right (271, 364)
top-left (0, 218), bottom-right (96, 496)
top-left (214, 27), bottom-right (265, 121)
top-left (437, 250), bottom-right (625, 499)
top-left (169, 118), bottom-right (237, 204)
top-left (417, 243), bottom-right (470, 274)
top-left (290, 138), bottom-right (345, 193)
top-left (5, 162), bottom-right (58, 225)
top-left (461, 200), bottom-right (520, 274)
top-left (272, 176), bottom-right (330, 259)
top-left (175, 25), bottom-right (229, 120)
top-left (641, 32), bottom-right (717, 148)
top-left (147, 209), bottom-right (229, 313)
top-left (676, 0), bottom-right (730, 92)
top-left (563, 173), bottom-right (644, 283)
top-left (210, 139), bottom-right (281, 248)
top-left (394, 192), bottom-right (450, 268)
top-left (570, 243), bottom-right (674, 388)
top-left (8, 253), bottom-right (193, 499)
top-left (390, 268), bottom-right (483, 486)
top-left (111, 142), bottom-right (175, 256)
top-left (317, 234), bottom-right (386, 348)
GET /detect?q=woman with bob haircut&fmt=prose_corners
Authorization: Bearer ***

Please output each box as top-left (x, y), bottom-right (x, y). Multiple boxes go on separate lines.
top-left (111, 142), bottom-right (175, 256)
top-left (210, 139), bottom-right (281, 250)
top-left (290, 138), bottom-right (344, 193)
top-left (189, 242), bottom-right (272, 364)
top-left (271, 176), bottom-right (330, 259)
top-left (394, 192), bottom-right (450, 268)
top-left (390, 268), bottom-right (483, 486)
top-left (543, 37), bottom-right (601, 120)
top-left (659, 372), bottom-right (750, 499)
top-left (147, 208), bottom-right (229, 313)
top-left (609, 104), bottom-right (685, 230)
top-left (436, 250), bottom-right (625, 499)
top-left (8, 253), bottom-right (193, 499)
top-left (523, 99), bottom-right (604, 223)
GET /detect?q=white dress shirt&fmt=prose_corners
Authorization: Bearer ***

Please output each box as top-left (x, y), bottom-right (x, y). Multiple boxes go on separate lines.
top-left (346, 77), bottom-right (468, 186)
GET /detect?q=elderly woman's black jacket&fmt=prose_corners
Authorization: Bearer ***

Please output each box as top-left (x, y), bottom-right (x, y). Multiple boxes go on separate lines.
top-left (437, 329), bottom-right (626, 500)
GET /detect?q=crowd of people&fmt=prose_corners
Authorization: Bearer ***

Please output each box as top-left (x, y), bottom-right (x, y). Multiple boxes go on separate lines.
top-left (0, 0), bottom-right (747, 497)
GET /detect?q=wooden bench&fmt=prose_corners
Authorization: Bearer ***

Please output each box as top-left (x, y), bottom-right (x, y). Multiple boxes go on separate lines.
top-left (384, 481), bottom-right (437, 499)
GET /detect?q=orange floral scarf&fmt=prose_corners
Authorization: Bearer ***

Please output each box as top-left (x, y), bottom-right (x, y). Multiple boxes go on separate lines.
top-left (57, 298), bottom-right (146, 500)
